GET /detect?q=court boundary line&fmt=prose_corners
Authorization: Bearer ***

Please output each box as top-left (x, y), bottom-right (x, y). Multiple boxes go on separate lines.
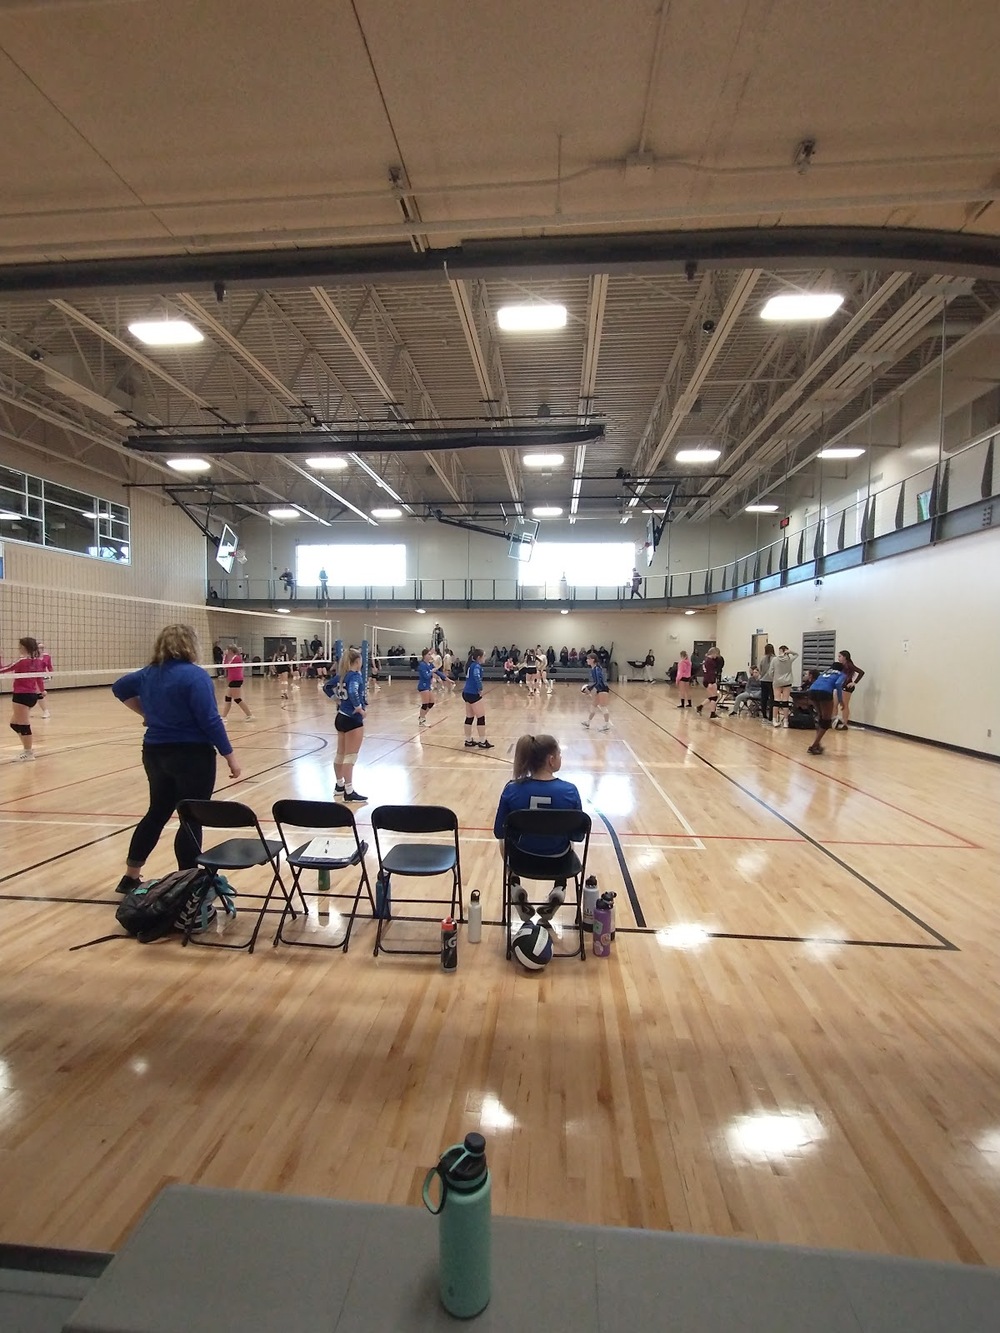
top-left (611, 693), bottom-right (959, 953)
top-left (592, 809), bottom-right (646, 928)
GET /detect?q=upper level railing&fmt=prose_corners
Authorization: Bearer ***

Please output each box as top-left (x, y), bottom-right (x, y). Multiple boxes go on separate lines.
top-left (207, 426), bottom-right (998, 607)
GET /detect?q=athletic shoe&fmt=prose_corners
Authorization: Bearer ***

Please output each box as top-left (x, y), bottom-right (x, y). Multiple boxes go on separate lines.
top-left (708, 714), bottom-right (718, 721)
top-left (676, 703), bottom-right (686, 709)
top-left (240, 713), bottom-right (255, 721)
top-left (186, 904), bottom-right (218, 934)
top-left (598, 724), bottom-right (612, 732)
top-left (807, 744), bottom-right (823, 755)
top-left (511, 882), bottom-right (535, 923)
top-left (478, 740), bottom-right (495, 750)
top-left (334, 783), bottom-right (346, 797)
top-left (39, 710), bottom-right (50, 719)
top-left (536, 884), bottom-right (565, 922)
top-left (344, 790), bottom-right (368, 803)
top-left (696, 704), bottom-right (703, 714)
top-left (418, 716), bottom-right (427, 727)
top-left (581, 721), bottom-right (590, 729)
top-left (115, 874), bottom-right (141, 895)
top-left (464, 738), bottom-right (478, 748)
top-left (16, 751), bottom-right (36, 761)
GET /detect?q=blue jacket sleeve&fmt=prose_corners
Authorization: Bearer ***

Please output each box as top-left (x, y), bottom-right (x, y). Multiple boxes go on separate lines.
top-left (189, 670), bottom-right (233, 756)
top-left (494, 787), bottom-right (511, 839)
top-left (111, 669), bottom-right (143, 702)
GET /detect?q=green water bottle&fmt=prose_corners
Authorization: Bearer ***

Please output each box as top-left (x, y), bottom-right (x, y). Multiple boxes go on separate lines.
top-left (422, 1132), bottom-right (491, 1318)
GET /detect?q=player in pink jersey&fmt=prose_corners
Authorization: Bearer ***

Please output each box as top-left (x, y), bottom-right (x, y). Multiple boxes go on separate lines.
top-left (220, 645), bottom-right (253, 720)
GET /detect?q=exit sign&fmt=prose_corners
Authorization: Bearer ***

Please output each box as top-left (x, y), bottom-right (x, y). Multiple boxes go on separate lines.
top-left (779, 516), bottom-right (790, 529)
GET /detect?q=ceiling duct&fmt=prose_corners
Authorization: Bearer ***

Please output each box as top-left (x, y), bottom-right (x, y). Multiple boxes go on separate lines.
top-left (125, 423), bottom-right (606, 457)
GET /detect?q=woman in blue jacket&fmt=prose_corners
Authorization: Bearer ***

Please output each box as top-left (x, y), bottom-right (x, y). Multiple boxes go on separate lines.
top-left (325, 646), bottom-right (368, 801)
top-left (806, 666), bottom-right (848, 756)
top-left (463, 648), bottom-right (493, 750)
top-left (111, 624), bottom-right (240, 895)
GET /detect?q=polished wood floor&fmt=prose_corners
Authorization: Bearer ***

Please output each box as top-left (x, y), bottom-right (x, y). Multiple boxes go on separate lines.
top-left (1, 673), bottom-right (999, 1263)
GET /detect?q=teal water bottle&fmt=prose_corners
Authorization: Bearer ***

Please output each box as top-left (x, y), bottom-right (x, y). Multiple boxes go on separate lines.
top-left (422, 1132), bottom-right (491, 1318)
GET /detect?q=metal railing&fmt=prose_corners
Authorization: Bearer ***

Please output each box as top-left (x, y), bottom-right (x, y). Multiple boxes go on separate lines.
top-left (207, 426), bottom-right (998, 608)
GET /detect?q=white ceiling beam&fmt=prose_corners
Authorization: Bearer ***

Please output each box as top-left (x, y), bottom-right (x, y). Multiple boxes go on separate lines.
top-left (572, 273), bottom-right (608, 523)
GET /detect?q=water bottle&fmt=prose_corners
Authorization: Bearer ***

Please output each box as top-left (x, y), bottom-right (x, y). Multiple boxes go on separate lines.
top-left (374, 872), bottom-right (391, 920)
top-left (441, 916), bottom-right (458, 970)
top-left (592, 891), bottom-right (617, 957)
top-left (467, 890), bottom-right (482, 944)
top-left (422, 1132), bottom-right (491, 1318)
top-left (317, 867), bottom-right (331, 892)
top-left (581, 874), bottom-right (599, 933)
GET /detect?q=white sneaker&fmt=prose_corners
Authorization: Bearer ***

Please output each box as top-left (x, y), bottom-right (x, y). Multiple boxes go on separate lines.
top-left (418, 716), bottom-right (427, 727)
top-left (17, 751), bottom-right (36, 762)
top-left (581, 721), bottom-right (590, 729)
top-left (39, 710), bottom-right (50, 719)
top-left (598, 724), bottom-right (612, 732)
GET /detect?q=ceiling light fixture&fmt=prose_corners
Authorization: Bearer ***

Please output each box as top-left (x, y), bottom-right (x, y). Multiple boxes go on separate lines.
top-left (745, 503), bottom-right (780, 513)
top-left (560, 608), bottom-right (570, 615)
top-left (497, 304), bottom-right (567, 332)
top-left (760, 293), bottom-right (844, 322)
top-left (267, 507), bottom-right (300, 519)
top-left (523, 453), bottom-right (565, 468)
top-left (642, 509), bottom-right (667, 515)
top-left (415, 608), bottom-right (426, 614)
top-left (684, 610), bottom-right (697, 616)
top-left (166, 457), bottom-right (211, 473)
top-left (675, 448), bottom-right (721, 463)
top-left (531, 506), bottom-right (563, 518)
top-left (128, 319), bottom-right (204, 346)
top-left (276, 607), bottom-right (291, 614)
top-left (818, 447), bottom-right (865, 460)
top-left (305, 456), bottom-right (348, 471)
top-left (371, 507), bottom-right (402, 519)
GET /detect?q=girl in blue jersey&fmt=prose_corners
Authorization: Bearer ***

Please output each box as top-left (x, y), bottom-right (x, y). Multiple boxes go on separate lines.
top-left (581, 652), bottom-right (612, 731)
top-left (805, 665), bottom-right (847, 756)
top-left (324, 647), bottom-right (368, 800)
top-left (417, 648), bottom-right (446, 727)
top-left (462, 647), bottom-right (493, 750)
top-left (494, 733), bottom-right (584, 922)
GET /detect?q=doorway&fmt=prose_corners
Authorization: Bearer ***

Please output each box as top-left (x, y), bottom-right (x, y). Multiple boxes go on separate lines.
top-left (750, 633), bottom-right (768, 669)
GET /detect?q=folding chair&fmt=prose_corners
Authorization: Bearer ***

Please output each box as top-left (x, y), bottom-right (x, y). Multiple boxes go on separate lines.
top-left (370, 805), bottom-right (463, 957)
top-left (502, 809), bottom-right (591, 962)
top-left (271, 799), bottom-right (375, 952)
top-left (175, 799), bottom-right (300, 953)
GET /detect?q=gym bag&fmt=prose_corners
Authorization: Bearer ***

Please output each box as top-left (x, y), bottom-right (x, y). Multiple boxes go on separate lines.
top-left (114, 868), bottom-right (236, 943)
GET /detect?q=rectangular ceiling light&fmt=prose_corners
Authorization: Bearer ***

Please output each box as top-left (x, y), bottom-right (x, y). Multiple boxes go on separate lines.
top-left (675, 448), bottom-right (721, 463)
top-left (760, 294), bottom-right (844, 322)
top-left (523, 453), bottom-right (565, 468)
top-left (128, 319), bottom-right (205, 346)
top-left (745, 503), bottom-right (780, 513)
top-left (371, 507), bottom-right (402, 519)
top-left (267, 507), bottom-right (300, 519)
top-left (818, 447), bottom-right (865, 459)
top-left (305, 456), bottom-right (348, 471)
top-left (167, 457), bottom-right (211, 472)
top-left (497, 304), bottom-right (567, 332)
top-left (531, 506), bottom-right (563, 518)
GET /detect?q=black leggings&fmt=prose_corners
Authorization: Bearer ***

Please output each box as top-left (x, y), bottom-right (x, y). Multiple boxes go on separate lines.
top-left (759, 681), bottom-right (774, 720)
top-left (128, 743), bottom-right (217, 870)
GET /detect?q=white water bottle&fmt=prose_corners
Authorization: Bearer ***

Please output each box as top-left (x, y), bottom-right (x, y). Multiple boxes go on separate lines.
top-left (582, 875), bottom-right (599, 933)
top-left (467, 890), bottom-right (482, 943)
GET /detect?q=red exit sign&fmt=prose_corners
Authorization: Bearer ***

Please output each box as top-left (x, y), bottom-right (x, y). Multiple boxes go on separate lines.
top-left (779, 516), bottom-right (790, 529)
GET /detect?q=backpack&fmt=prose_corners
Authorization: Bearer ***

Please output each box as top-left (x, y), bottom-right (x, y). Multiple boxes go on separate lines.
top-left (116, 868), bottom-right (237, 944)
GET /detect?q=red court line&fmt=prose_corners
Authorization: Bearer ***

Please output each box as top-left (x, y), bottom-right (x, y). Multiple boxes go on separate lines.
top-left (614, 694), bottom-right (981, 850)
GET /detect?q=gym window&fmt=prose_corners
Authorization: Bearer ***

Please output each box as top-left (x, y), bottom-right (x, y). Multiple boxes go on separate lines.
top-left (0, 464), bottom-right (130, 563)
top-left (517, 542), bottom-right (635, 587)
top-left (296, 544), bottom-right (406, 587)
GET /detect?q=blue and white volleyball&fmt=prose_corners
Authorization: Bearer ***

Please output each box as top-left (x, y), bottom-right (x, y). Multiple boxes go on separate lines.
top-left (511, 923), bottom-right (553, 971)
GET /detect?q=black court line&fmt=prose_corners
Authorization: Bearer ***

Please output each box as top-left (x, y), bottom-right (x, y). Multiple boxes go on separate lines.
top-left (592, 808), bottom-right (646, 928)
top-left (614, 925), bottom-right (954, 951)
top-left (0, 732), bottom-right (331, 896)
top-left (612, 692), bottom-right (958, 953)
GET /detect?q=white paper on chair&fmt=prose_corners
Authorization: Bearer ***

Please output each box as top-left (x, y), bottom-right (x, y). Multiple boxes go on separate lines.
top-left (300, 837), bottom-right (356, 861)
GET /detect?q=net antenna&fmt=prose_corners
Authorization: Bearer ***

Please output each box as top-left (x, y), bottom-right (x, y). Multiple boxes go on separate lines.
top-left (507, 516), bottom-right (539, 563)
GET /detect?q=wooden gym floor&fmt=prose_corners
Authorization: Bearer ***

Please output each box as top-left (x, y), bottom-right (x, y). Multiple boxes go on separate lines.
top-left (1, 673), bottom-right (999, 1263)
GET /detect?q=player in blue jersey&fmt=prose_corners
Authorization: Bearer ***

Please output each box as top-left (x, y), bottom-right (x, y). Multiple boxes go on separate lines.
top-left (494, 733), bottom-right (584, 923)
top-left (581, 652), bottom-right (612, 731)
top-left (462, 647), bottom-right (493, 750)
top-left (805, 665), bottom-right (847, 756)
top-left (417, 648), bottom-right (446, 727)
top-left (323, 646), bottom-right (368, 800)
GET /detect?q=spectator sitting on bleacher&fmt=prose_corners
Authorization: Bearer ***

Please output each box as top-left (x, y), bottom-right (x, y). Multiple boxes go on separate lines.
top-left (733, 668), bottom-right (763, 715)
top-left (559, 646), bottom-right (569, 666)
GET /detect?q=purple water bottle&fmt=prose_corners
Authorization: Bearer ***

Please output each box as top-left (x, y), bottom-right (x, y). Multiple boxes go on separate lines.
top-left (592, 891), bottom-right (616, 957)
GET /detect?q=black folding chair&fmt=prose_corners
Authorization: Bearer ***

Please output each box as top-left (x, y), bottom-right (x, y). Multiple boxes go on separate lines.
top-left (370, 805), bottom-right (463, 957)
top-left (175, 799), bottom-right (300, 953)
top-left (502, 809), bottom-right (591, 961)
top-left (271, 799), bottom-right (375, 952)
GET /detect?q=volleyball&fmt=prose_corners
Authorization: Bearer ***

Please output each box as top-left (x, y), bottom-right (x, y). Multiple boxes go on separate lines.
top-left (511, 923), bottom-right (553, 971)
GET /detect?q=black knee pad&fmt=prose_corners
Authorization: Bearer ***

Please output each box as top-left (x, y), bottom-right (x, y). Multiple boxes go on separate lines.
top-left (224, 694), bottom-right (233, 703)
top-left (420, 703), bottom-right (429, 713)
top-left (427, 701), bottom-right (435, 711)
top-left (10, 722), bottom-right (31, 736)
top-left (819, 717), bottom-right (833, 731)
top-left (477, 716), bottom-right (486, 728)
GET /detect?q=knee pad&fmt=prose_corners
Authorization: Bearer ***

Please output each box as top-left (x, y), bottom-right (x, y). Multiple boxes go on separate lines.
top-left (819, 717), bottom-right (833, 731)
top-left (420, 703), bottom-right (429, 713)
top-left (427, 701), bottom-right (435, 711)
top-left (476, 716), bottom-right (486, 727)
top-left (10, 722), bottom-right (31, 736)
top-left (224, 694), bottom-right (233, 703)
